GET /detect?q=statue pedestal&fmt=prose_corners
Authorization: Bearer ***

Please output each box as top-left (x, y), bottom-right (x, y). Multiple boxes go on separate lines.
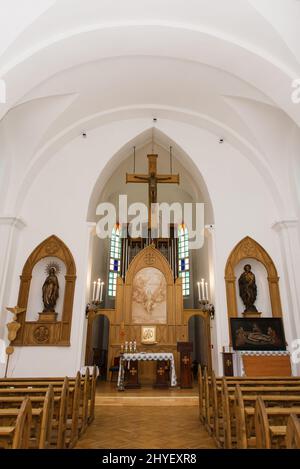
top-left (242, 311), bottom-right (262, 318)
top-left (38, 312), bottom-right (58, 322)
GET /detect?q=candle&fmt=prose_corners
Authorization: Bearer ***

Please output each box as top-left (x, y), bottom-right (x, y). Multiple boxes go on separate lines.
top-left (201, 278), bottom-right (205, 301)
top-left (197, 282), bottom-right (201, 301)
top-left (96, 278), bottom-right (101, 301)
top-left (92, 281), bottom-right (96, 302)
top-left (205, 282), bottom-right (209, 301)
top-left (100, 282), bottom-right (104, 302)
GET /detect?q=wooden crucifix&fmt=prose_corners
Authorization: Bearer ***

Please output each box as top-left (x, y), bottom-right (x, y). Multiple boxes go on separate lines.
top-left (126, 154), bottom-right (180, 225)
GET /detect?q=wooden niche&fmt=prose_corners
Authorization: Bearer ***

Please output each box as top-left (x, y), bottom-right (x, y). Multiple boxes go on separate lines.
top-left (225, 236), bottom-right (282, 319)
top-left (13, 235), bottom-right (76, 346)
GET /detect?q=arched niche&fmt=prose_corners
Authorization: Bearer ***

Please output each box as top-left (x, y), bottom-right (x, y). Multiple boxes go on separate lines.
top-left (13, 235), bottom-right (76, 346)
top-left (225, 236), bottom-right (282, 319)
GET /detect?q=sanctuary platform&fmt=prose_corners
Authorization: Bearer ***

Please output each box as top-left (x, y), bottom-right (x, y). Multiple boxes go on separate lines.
top-left (95, 381), bottom-right (198, 407)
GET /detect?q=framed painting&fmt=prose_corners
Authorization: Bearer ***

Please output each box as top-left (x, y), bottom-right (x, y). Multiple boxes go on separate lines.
top-left (230, 317), bottom-right (286, 351)
top-left (132, 267), bottom-right (167, 324)
top-left (141, 326), bottom-right (157, 345)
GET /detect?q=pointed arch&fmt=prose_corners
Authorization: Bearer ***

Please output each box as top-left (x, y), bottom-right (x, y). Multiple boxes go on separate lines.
top-left (14, 234), bottom-right (76, 346)
top-left (21, 234), bottom-right (76, 276)
top-left (86, 126), bottom-right (214, 224)
top-left (115, 245), bottom-right (182, 326)
top-left (125, 244), bottom-right (174, 286)
top-left (225, 236), bottom-right (282, 318)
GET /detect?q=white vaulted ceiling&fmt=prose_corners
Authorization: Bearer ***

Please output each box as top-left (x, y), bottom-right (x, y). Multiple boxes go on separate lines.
top-left (0, 0), bottom-right (299, 215)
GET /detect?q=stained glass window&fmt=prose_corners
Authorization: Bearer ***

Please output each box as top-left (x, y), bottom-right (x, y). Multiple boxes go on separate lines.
top-left (108, 224), bottom-right (121, 297)
top-left (178, 224), bottom-right (190, 296)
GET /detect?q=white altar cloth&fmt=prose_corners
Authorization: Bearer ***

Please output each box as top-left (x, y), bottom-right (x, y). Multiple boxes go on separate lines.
top-left (117, 352), bottom-right (177, 388)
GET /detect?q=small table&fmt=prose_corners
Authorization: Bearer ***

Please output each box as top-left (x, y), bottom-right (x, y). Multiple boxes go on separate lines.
top-left (117, 352), bottom-right (177, 390)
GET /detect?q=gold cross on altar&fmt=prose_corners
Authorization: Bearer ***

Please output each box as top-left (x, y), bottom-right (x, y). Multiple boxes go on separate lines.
top-left (126, 154), bottom-right (180, 225)
top-left (130, 368), bottom-right (137, 375)
top-left (157, 367), bottom-right (165, 376)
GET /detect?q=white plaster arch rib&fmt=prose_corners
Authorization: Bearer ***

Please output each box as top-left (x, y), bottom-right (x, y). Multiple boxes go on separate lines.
top-left (0, 24), bottom-right (299, 126)
top-left (14, 107), bottom-right (285, 218)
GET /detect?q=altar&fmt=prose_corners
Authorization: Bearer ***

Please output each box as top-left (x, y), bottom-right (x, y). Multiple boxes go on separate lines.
top-left (117, 352), bottom-right (177, 390)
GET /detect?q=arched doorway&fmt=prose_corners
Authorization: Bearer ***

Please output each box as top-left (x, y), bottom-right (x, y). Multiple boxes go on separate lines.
top-left (85, 310), bottom-right (113, 380)
top-left (185, 310), bottom-right (212, 377)
top-left (90, 314), bottom-right (110, 380)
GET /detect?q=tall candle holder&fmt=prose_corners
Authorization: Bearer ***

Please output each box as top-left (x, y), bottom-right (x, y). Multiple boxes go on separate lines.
top-left (197, 278), bottom-right (214, 320)
top-left (198, 299), bottom-right (215, 320)
top-left (86, 280), bottom-right (105, 315)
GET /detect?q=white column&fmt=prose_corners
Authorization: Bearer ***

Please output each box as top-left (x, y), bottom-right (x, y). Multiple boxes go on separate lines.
top-left (272, 219), bottom-right (300, 375)
top-left (0, 217), bottom-right (26, 377)
top-left (77, 222), bottom-right (96, 369)
top-left (205, 224), bottom-right (224, 375)
top-left (0, 217), bottom-right (26, 337)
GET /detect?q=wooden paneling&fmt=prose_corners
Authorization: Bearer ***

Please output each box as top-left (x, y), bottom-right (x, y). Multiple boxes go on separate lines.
top-left (225, 236), bottom-right (282, 319)
top-left (242, 355), bottom-right (292, 377)
top-left (86, 246), bottom-right (212, 382)
top-left (13, 235), bottom-right (76, 347)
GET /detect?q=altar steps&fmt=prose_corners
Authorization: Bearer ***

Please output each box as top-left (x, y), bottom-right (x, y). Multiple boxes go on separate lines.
top-left (95, 395), bottom-right (198, 406)
top-left (95, 381), bottom-right (198, 406)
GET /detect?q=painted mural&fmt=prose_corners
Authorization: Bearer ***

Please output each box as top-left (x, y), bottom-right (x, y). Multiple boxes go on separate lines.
top-left (132, 267), bottom-right (167, 324)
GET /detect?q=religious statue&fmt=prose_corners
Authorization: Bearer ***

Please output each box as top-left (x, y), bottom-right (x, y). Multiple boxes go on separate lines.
top-left (42, 264), bottom-right (59, 312)
top-left (132, 171), bottom-right (177, 205)
top-left (126, 154), bottom-right (179, 224)
top-left (238, 264), bottom-right (258, 312)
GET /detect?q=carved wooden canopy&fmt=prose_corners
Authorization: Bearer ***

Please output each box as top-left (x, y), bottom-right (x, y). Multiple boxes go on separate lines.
top-left (225, 236), bottom-right (282, 318)
top-left (13, 235), bottom-right (76, 346)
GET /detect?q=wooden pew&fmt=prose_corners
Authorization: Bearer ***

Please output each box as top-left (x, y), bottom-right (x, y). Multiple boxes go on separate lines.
top-left (0, 397), bottom-right (32, 449)
top-left (0, 364), bottom-right (97, 427)
top-left (286, 414), bottom-right (300, 449)
top-left (66, 372), bottom-right (81, 448)
top-left (0, 385), bottom-right (54, 449)
top-left (234, 384), bottom-right (300, 449)
top-left (0, 367), bottom-right (97, 449)
top-left (199, 372), bottom-right (300, 449)
top-left (79, 367), bottom-right (90, 434)
top-left (0, 382), bottom-right (68, 448)
top-left (230, 384), bottom-right (300, 448)
top-left (254, 397), bottom-right (300, 448)
top-left (55, 377), bottom-right (69, 448)
top-left (39, 385), bottom-right (54, 449)
top-left (88, 365), bottom-right (97, 423)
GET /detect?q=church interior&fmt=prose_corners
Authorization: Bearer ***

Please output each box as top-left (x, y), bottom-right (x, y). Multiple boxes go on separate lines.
top-left (0, 0), bottom-right (300, 452)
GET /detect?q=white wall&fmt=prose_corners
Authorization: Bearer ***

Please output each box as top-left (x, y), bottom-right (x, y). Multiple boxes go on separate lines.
top-left (0, 117), bottom-right (295, 377)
